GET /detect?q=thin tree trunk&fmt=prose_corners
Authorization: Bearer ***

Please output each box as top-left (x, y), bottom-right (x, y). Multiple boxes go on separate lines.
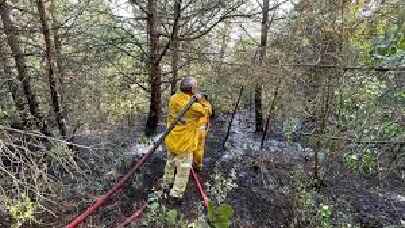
top-left (36, 0), bottom-right (67, 138)
top-left (219, 31), bottom-right (227, 61)
top-left (170, 38), bottom-right (179, 95)
top-left (145, 0), bottom-right (161, 136)
top-left (50, 0), bottom-right (66, 105)
top-left (222, 87), bottom-right (244, 150)
top-left (255, 84), bottom-right (263, 132)
top-left (255, 0), bottom-right (270, 133)
top-left (170, 0), bottom-right (181, 95)
top-left (260, 79), bottom-right (281, 149)
top-left (0, 2), bottom-right (50, 136)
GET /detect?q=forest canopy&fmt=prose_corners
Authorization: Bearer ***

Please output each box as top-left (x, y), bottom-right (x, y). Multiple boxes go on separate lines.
top-left (0, 0), bottom-right (404, 227)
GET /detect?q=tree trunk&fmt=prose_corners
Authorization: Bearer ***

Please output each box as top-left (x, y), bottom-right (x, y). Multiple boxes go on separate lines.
top-left (0, 2), bottom-right (50, 136)
top-left (50, 0), bottom-right (66, 106)
top-left (222, 87), bottom-right (244, 150)
top-left (170, 0), bottom-right (181, 95)
top-left (145, 0), bottom-right (161, 136)
top-left (36, 0), bottom-right (67, 138)
top-left (255, 0), bottom-right (270, 132)
top-left (170, 38), bottom-right (179, 95)
top-left (0, 41), bottom-right (27, 128)
top-left (255, 84), bottom-right (263, 132)
top-left (260, 79), bottom-right (281, 149)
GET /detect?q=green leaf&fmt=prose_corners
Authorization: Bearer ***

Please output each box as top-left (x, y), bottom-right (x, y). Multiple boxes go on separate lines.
top-left (398, 37), bottom-right (405, 50)
top-left (165, 209), bottom-right (178, 225)
top-left (207, 202), bottom-right (234, 228)
top-left (217, 204), bottom-right (233, 220)
top-left (207, 201), bottom-right (215, 222)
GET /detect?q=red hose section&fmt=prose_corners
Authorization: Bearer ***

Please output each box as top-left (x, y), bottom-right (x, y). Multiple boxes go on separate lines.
top-left (191, 168), bottom-right (209, 208)
top-left (65, 150), bottom-right (155, 228)
top-left (66, 99), bottom-right (197, 227)
top-left (114, 169), bottom-right (208, 227)
top-left (66, 97), bottom-right (197, 228)
top-left (115, 202), bottom-right (148, 228)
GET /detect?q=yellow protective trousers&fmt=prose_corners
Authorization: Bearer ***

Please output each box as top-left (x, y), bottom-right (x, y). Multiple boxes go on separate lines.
top-left (162, 151), bottom-right (193, 198)
top-left (194, 126), bottom-right (207, 169)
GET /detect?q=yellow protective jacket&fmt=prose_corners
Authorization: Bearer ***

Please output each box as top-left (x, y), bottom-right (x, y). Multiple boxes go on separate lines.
top-left (165, 92), bottom-right (206, 155)
top-left (199, 99), bottom-right (213, 128)
top-left (194, 99), bottom-right (213, 167)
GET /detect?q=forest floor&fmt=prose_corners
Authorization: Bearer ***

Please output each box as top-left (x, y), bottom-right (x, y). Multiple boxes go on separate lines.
top-left (61, 110), bottom-right (405, 228)
top-left (199, 111), bottom-right (404, 228)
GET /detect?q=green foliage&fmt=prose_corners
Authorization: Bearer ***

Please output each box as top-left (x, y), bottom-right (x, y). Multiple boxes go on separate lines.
top-left (337, 72), bottom-right (403, 143)
top-left (4, 194), bottom-right (37, 228)
top-left (102, 71), bottom-right (148, 123)
top-left (291, 170), bottom-right (363, 227)
top-left (207, 202), bottom-right (234, 228)
top-left (0, 96), bottom-right (16, 126)
top-left (0, 108), bottom-right (9, 124)
top-left (283, 118), bottom-right (300, 142)
top-left (165, 209), bottom-right (179, 225)
top-left (344, 153), bottom-right (360, 172)
top-left (47, 143), bottom-right (80, 178)
top-left (349, 0), bottom-right (405, 65)
top-left (360, 149), bottom-right (378, 175)
top-left (336, 68), bottom-right (402, 176)
top-left (142, 190), bottom-right (190, 227)
top-left (372, 32), bottom-right (405, 65)
top-left (319, 204), bottom-right (332, 228)
top-left (138, 134), bottom-right (153, 145)
top-left (141, 172), bottom-right (237, 228)
top-left (291, 170), bottom-right (319, 226)
top-left (205, 168), bottom-right (238, 205)
top-left (382, 121), bottom-right (402, 138)
top-left (344, 148), bottom-right (378, 175)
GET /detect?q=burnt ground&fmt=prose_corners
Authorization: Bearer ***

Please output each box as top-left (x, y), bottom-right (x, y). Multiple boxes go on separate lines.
top-left (56, 111), bottom-right (405, 228)
top-left (185, 112), bottom-right (403, 228)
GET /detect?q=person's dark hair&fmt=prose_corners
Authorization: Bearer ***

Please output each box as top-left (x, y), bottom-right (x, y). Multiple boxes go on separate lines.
top-left (180, 87), bottom-right (193, 93)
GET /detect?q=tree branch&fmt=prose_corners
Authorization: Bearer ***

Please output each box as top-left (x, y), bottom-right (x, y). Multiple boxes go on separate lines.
top-left (155, 0), bottom-right (182, 64)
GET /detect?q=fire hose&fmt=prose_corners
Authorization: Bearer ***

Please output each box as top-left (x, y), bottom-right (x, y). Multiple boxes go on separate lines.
top-left (115, 202), bottom-right (148, 228)
top-left (191, 168), bottom-right (209, 208)
top-left (115, 168), bottom-right (209, 227)
top-left (66, 96), bottom-right (198, 228)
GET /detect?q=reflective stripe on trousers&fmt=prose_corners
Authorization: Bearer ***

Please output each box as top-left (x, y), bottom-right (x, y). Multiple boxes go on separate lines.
top-left (162, 151), bottom-right (193, 198)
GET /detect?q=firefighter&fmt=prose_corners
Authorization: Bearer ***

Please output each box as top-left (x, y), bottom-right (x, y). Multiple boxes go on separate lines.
top-left (162, 77), bottom-right (208, 200)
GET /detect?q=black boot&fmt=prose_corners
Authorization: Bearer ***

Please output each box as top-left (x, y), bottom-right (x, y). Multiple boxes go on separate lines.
top-left (162, 188), bottom-right (171, 199)
top-left (167, 197), bottom-right (182, 209)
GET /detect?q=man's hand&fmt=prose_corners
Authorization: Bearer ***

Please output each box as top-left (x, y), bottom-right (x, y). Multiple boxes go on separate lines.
top-left (193, 93), bottom-right (202, 101)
